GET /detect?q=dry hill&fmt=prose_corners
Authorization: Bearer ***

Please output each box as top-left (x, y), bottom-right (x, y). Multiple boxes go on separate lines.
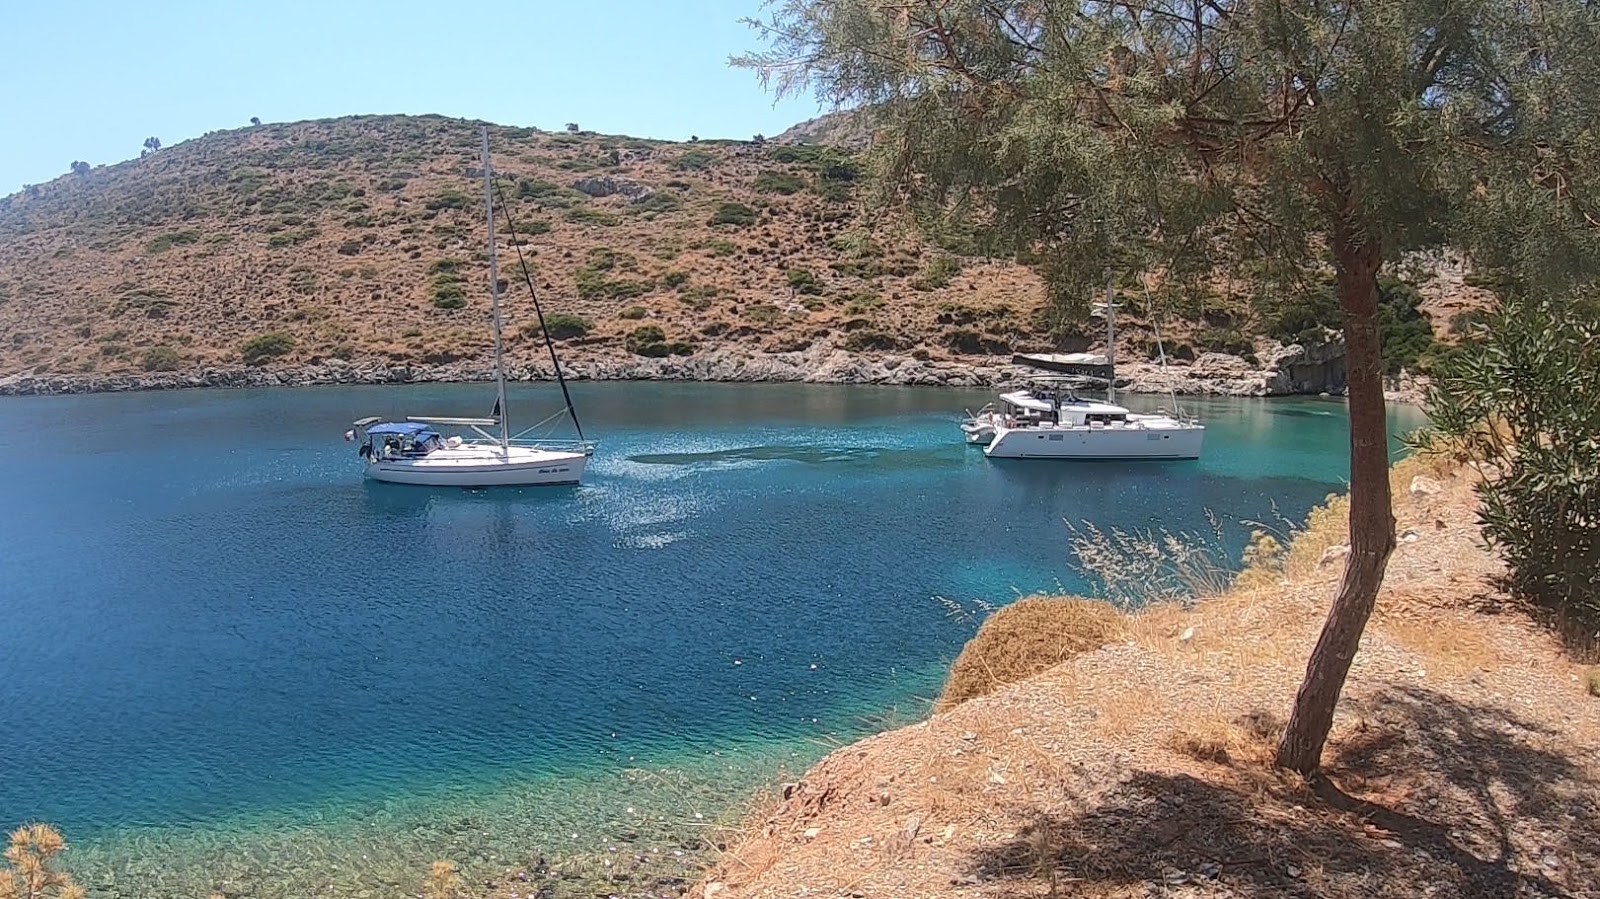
top-left (0, 115), bottom-right (1055, 379)
top-left (0, 115), bottom-right (1488, 385)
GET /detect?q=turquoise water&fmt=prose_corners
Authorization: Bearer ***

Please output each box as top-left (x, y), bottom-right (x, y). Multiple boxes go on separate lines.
top-left (0, 383), bottom-right (1422, 896)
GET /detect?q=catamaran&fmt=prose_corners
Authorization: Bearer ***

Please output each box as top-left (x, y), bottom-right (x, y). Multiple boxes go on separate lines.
top-left (345, 129), bottom-right (596, 487)
top-left (961, 276), bottom-right (1205, 460)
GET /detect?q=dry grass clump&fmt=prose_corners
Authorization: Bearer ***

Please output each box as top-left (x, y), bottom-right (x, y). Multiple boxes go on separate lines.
top-left (937, 596), bottom-right (1122, 711)
top-left (1168, 710), bottom-right (1286, 768)
top-left (1586, 667), bottom-right (1600, 698)
top-left (422, 860), bottom-right (463, 899)
top-left (0, 824), bottom-right (85, 899)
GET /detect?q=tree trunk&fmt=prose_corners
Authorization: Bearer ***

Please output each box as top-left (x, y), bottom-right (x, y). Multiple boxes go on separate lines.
top-left (1274, 225), bottom-right (1397, 776)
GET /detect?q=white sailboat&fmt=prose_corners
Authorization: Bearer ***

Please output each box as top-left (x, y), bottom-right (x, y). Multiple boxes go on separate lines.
top-left (346, 129), bottom-right (596, 487)
top-left (961, 273), bottom-right (1205, 460)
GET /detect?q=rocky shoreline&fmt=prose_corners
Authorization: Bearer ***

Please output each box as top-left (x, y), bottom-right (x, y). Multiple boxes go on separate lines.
top-left (0, 342), bottom-right (1426, 403)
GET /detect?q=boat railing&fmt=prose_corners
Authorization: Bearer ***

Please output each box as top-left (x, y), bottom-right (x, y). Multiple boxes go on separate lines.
top-left (462, 436), bottom-right (599, 456)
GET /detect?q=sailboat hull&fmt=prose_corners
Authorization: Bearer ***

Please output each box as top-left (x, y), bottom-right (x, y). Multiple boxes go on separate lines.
top-left (365, 446), bottom-right (588, 487)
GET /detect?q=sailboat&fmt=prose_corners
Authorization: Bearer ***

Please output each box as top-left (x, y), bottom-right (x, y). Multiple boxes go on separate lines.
top-left (345, 128), bottom-right (596, 487)
top-left (959, 272), bottom-right (1205, 460)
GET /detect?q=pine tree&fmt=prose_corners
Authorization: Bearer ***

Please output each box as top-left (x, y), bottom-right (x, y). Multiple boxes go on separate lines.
top-left (737, 0), bottom-right (1600, 774)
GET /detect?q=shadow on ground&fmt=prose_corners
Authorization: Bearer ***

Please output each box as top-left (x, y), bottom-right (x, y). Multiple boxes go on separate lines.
top-left (967, 686), bottom-right (1596, 898)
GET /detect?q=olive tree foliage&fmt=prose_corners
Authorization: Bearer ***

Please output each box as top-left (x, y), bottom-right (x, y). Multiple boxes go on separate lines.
top-left (737, 0), bottom-right (1600, 774)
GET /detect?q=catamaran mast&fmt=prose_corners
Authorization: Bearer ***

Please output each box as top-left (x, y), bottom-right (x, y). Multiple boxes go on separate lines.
top-left (1099, 269), bottom-right (1118, 404)
top-left (482, 127), bottom-right (511, 452)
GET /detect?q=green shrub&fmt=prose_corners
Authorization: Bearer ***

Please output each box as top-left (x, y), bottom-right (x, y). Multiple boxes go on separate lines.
top-left (141, 346), bottom-right (182, 371)
top-left (661, 270), bottom-right (691, 289)
top-left (708, 202), bottom-right (759, 227)
top-left (146, 230), bottom-right (200, 254)
top-left (1196, 327), bottom-right (1254, 356)
top-left (705, 239), bottom-right (738, 257)
top-left (619, 306), bottom-right (648, 320)
top-left (626, 324), bottom-right (667, 355)
top-left (1376, 279), bottom-right (1437, 375)
top-left (911, 255), bottom-right (962, 291)
top-left (564, 207), bottom-right (619, 227)
top-left (576, 271), bottom-right (651, 300)
top-left (241, 332), bottom-right (295, 364)
top-left (811, 178), bottom-right (853, 202)
top-left (267, 227), bottom-right (319, 248)
top-left (426, 190), bottom-right (471, 211)
top-left (786, 268), bottom-right (825, 295)
top-left (525, 312), bottom-right (592, 340)
top-left (746, 303), bottom-right (781, 324)
top-left (432, 277), bottom-right (467, 309)
top-left (429, 258), bottom-right (464, 275)
top-left (674, 149), bottom-right (716, 171)
top-left (633, 192), bottom-right (681, 214)
top-left (1418, 292), bottom-right (1600, 627)
top-left (754, 171), bottom-right (806, 195)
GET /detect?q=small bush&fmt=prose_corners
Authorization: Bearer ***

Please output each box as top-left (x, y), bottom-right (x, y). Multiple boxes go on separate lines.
top-left (632, 192), bottom-right (681, 214)
top-left (1196, 327), bottom-right (1254, 357)
top-left (429, 258), bottom-right (463, 275)
top-left (241, 332), bottom-right (295, 364)
top-left (1, 824), bottom-right (85, 898)
top-left (746, 303), bottom-right (781, 324)
top-left (1587, 668), bottom-right (1600, 698)
top-left (267, 227), bottom-right (319, 248)
top-left (910, 255), bottom-right (961, 291)
top-left (705, 239), bottom-right (738, 257)
top-left (525, 312), bottom-right (591, 340)
top-left (785, 268), bottom-right (824, 295)
top-left (426, 190), bottom-right (471, 211)
top-left (619, 306), bottom-right (648, 320)
top-left (674, 149), bottom-right (716, 171)
top-left (708, 202), bottom-right (759, 227)
top-left (661, 270), bottom-right (691, 289)
top-left (146, 230), bottom-right (200, 254)
top-left (432, 280), bottom-right (467, 309)
top-left (754, 170), bottom-right (806, 195)
top-left (141, 346), bottom-right (182, 371)
top-left (564, 207), bottom-right (619, 227)
top-left (626, 324), bottom-right (666, 355)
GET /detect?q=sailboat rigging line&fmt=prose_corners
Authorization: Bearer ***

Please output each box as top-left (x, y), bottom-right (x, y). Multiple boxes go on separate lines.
top-left (1141, 279), bottom-right (1185, 422)
top-left (492, 180), bottom-right (586, 442)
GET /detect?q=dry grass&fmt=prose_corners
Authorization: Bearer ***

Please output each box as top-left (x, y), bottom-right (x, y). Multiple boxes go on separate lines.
top-left (936, 597), bottom-right (1122, 711)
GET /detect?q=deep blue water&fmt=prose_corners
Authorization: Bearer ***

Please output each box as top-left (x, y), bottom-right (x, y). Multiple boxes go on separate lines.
top-left (0, 383), bottom-right (1420, 890)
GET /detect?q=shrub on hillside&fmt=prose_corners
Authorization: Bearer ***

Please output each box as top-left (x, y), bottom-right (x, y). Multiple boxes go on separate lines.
top-left (754, 170), bottom-right (806, 195)
top-left (785, 268), bottom-right (824, 295)
top-left (141, 346), bottom-right (181, 372)
top-left (145, 230), bottom-right (200, 254)
top-left (910, 255), bottom-right (961, 291)
top-left (1418, 292), bottom-right (1600, 628)
top-left (241, 332), bottom-right (295, 364)
top-left (619, 306), bottom-right (648, 320)
top-left (564, 207), bottom-right (619, 227)
top-left (524, 313), bottom-right (592, 341)
top-left (708, 202), bottom-right (759, 227)
top-left (674, 149), bottom-right (716, 171)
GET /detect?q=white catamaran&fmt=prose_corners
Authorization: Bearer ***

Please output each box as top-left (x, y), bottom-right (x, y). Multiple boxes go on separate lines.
top-left (345, 129), bottom-right (596, 487)
top-left (961, 275), bottom-right (1205, 461)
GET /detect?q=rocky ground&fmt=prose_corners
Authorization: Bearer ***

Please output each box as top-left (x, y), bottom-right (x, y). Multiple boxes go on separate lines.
top-left (678, 461), bottom-right (1599, 899)
top-left (0, 342), bottom-right (1428, 405)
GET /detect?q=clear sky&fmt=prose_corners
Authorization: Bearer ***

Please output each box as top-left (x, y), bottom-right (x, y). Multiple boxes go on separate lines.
top-left (1, 0), bottom-right (824, 194)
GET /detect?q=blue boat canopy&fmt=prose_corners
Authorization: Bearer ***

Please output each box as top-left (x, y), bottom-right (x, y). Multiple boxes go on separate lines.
top-left (364, 422), bottom-right (439, 439)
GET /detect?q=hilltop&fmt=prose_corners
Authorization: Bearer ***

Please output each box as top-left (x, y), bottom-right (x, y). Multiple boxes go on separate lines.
top-left (0, 114), bottom-right (1487, 390)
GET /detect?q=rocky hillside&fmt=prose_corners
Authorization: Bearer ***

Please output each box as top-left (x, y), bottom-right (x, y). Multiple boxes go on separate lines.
top-left (0, 114), bottom-right (1486, 384)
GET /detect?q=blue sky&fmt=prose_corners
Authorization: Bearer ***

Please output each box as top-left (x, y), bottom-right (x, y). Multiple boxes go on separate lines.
top-left (1, 0), bottom-right (824, 193)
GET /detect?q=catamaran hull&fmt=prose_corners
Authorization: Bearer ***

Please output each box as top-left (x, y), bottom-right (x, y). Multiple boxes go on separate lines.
top-left (365, 452), bottom-right (588, 487)
top-left (983, 426), bottom-right (1204, 460)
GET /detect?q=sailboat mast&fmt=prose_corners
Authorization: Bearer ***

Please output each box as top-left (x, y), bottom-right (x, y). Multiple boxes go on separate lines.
top-left (1104, 269), bottom-right (1117, 404)
top-left (482, 127), bottom-right (511, 451)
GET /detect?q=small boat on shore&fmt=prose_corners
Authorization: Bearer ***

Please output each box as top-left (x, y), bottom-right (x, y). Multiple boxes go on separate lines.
top-left (346, 128), bottom-right (595, 487)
